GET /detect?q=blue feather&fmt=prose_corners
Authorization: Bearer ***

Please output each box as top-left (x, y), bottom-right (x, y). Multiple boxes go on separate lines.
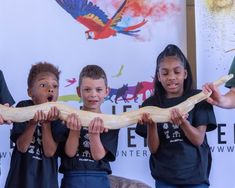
top-left (56, 0), bottom-right (109, 23)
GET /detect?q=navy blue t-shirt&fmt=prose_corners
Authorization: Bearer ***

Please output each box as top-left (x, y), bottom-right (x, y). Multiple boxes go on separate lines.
top-left (5, 100), bottom-right (65, 188)
top-left (136, 90), bottom-right (217, 185)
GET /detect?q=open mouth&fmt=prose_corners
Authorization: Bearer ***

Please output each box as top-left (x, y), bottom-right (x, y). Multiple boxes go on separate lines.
top-left (89, 100), bottom-right (98, 104)
top-left (167, 83), bottom-right (178, 89)
top-left (47, 96), bottom-right (53, 102)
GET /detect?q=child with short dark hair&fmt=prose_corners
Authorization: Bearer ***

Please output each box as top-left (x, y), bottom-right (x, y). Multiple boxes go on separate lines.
top-left (59, 65), bottom-right (119, 188)
top-left (5, 62), bottom-right (64, 188)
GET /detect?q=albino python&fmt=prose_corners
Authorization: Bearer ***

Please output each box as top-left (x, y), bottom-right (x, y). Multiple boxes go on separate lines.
top-left (0, 74), bottom-right (233, 129)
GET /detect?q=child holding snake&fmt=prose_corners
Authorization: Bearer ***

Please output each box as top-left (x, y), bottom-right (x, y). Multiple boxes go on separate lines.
top-left (136, 44), bottom-right (217, 188)
top-left (5, 62), bottom-right (65, 188)
top-left (58, 65), bottom-right (119, 188)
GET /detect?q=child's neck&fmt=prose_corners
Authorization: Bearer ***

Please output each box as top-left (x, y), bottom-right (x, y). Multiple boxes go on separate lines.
top-left (166, 91), bottom-right (183, 98)
top-left (82, 106), bottom-right (101, 113)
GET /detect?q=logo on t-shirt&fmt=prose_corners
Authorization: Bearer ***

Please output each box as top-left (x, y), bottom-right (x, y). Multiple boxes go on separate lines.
top-left (27, 125), bottom-right (43, 160)
top-left (162, 122), bottom-right (183, 143)
top-left (75, 128), bottom-right (94, 162)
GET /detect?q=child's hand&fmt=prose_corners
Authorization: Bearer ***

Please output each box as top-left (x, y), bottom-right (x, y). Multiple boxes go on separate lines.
top-left (0, 103), bottom-right (13, 125)
top-left (66, 113), bottom-right (82, 131)
top-left (138, 113), bottom-right (155, 126)
top-left (30, 110), bottom-right (47, 125)
top-left (89, 117), bottom-right (108, 134)
top-left (170, 108), bottom-right (188, 126)
top-left (46, 106), bottom-right (60, 121)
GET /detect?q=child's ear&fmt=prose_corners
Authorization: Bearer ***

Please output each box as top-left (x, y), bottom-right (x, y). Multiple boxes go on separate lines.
top-left (27, 88), bottom-right (32, 98)
top-left (106, 87), bottom-right (110, 96)
top-left (157, 74), bottom-right (161, 82)
top-left (76, 86), bottom-right (81, 97)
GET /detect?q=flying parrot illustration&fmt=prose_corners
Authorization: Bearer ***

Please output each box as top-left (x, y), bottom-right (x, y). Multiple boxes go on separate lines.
top-left (55, 0), bottom-right (147, 40)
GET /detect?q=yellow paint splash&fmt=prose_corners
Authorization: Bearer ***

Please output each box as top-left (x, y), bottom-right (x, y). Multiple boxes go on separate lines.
top-left (206, 0), bottom-right (234, 12)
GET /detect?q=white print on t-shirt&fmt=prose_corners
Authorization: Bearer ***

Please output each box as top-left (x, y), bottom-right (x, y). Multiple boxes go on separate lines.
top-left (83, 140), bottom-right (90, 148)
top-left (82, 150), bottom-right (91, 158)
top-left (76, 132), bottom-right (92, 159)
top-left (82, 135), bottom-right (91, 158)
top-left (27, 125), bottom-right (43, 160)
top-left (163, 122), bottom-right (183, 143)
top-left (164, 130), bottom-right (170, 139)
top-left (84, 133), bottom-right (89, 140)
top-left (172, 130), bottom-right (180, 138)
top-left (163, 123), bottom-right (169, 129)
top-left (172, 124), bottom-right (179, 129)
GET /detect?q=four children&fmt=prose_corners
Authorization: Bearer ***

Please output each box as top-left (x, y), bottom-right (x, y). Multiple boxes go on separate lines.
top-left (3, 50), bottom-right (233, 187)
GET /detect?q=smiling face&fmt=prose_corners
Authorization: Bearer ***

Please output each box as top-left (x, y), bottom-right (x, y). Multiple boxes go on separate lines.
top-left (157, 56), bottom-right (187, 98)
top-left (77, 77), bottom-right (109, 113)
top-left (28, 72), bottom-right (59, 105)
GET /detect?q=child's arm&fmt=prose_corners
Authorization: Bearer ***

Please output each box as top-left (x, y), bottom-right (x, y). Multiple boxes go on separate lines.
top-left (89, 117), bottom-right (108, 161)
top-left (170, 108), bottom-right (206, 146)
top-left (217, 87), bottom-right (235, 108)
top-left (64, 113), bottom-right (81, 157)
top-left (139, 113), bottom-right (160, 153)
top-left (16, 110), bottom-right (45, 153)
top-left (41, 107), bottom-right (60, 157)
top-left (203, 83), bottom-right (235, 109)
top-left (0, 103), bottom-right (12, 124)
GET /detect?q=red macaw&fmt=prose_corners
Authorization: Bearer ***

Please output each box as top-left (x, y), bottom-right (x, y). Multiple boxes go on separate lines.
top-left (56, 0), bottom-right (147, 40)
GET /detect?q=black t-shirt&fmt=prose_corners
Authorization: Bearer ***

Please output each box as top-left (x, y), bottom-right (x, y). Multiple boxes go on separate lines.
top-left (0, 70), bottom-right (14, 105)
top-left (135, 90), bottom-right (217, 185)
top-left (58, 125), bottom-right (119, 174)
top-left (5, 100), bottom-right (65, 188)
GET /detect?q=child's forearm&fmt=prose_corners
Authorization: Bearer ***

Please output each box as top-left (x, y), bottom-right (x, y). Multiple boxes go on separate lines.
top-left (180, 122), bottom-right (206, 146)
top-left (41, 123), bottom-right (58, 157)
top-left (65, 130), bottom-right (80, 157)
top-left (147, 124), bottom-right (159, 153)
top-left (89, 134), bottom-right (106, 160)
top-left (16, 122), bottom-right (37, 153)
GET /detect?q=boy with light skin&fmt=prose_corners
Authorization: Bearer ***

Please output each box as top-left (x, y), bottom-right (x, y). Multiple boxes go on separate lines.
top-left (5, 62), bottom-right (63, 188)
top-left (59, 65), bottom-right (119, 188)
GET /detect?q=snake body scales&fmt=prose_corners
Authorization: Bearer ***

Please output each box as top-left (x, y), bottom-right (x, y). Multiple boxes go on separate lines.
top-left (0, 74), bottom-right (233, 129)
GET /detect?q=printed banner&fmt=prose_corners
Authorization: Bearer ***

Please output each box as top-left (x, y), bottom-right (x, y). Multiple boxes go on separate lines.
top-left (195, 1), bottom-right (235, 188)
top-left (0, 0), bottom-right (186, 187)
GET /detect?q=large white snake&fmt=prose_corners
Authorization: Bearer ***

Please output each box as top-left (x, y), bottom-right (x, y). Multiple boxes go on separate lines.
top-left (0, 74), bottom-right (233, 129)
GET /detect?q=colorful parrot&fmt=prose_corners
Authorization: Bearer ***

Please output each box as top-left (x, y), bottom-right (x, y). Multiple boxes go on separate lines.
top-left (56, 0), bottom-right (147, 40)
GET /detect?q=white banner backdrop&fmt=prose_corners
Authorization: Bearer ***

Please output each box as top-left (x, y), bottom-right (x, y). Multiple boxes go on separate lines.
top-left (0, 0), bottom-right (186, 187)
top-left (195, 1), bottom-right (235, 188)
